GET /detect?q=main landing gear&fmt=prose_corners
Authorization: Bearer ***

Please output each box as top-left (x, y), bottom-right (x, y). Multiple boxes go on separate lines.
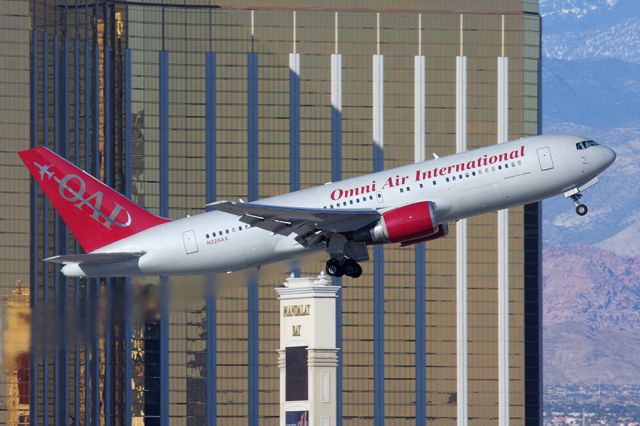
top-left (570, 193), bottom-right (588, 216)
top-left (325, 233), bottom-right (367, 278)
top-left (326, 257), bottom-right (363, 278)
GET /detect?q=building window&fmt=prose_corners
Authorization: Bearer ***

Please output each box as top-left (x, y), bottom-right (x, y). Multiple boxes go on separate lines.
top-left (286, 346), bottom-right (308, 402)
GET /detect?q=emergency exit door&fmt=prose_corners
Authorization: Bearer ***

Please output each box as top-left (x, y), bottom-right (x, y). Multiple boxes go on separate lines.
top-left (182, 230), bottom-right (199, 254)
top-left (537, 147), bottom-right (554, 171)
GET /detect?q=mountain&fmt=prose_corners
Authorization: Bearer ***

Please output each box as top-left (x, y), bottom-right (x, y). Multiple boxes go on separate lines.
top-left (540, 0), bottom-right (640, 397)
top-left (543, 245), bottom-right (640, 384)
top-left (541, 0), bottom-right (640, 65)
top-left (540, 0), bottom-right (640, 248)
top-left (542, 58), bottom-right (640, 129)
top-left (544, 322), bottom-right (640, 385)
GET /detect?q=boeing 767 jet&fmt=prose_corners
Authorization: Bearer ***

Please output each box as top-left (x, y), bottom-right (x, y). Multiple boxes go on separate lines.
top-left (19, 135), bottom-right (615, 279)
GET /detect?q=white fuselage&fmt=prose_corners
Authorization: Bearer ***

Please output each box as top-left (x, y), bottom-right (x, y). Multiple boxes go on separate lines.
top-left (62, 135), bottom-right (615, 277)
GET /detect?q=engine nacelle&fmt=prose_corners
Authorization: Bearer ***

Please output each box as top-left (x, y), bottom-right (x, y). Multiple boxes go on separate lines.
top-left (400, 223), bottom-right (449, 246)
top-left (367, 201), bottom-right (438, 244)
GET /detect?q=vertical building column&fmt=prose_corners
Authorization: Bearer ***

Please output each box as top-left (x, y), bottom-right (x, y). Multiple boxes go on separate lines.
top-left (52, 33), bottom-right (62, 426)
top-left (289, 52), bottom-right (300, 192)
top-left (289, 16), bottom-right (300, 194)
top-left (497, 50), bottom-right (510, 425)
top-left (247, 50), bottom-right (260, 425)
top-left (91, 32), bottom-right (100, 426)
top-left (455, 26), bottom-right (469, 424)
top-left (29, 24), bottom-right (39, 425)
top-left (159, 49), bottom-right (170, 426)
top-left (205, 50), bottom-right (218, 426)
top-left (103, 39), bottom-right (113, 426)
top-left (83, 35), bottom-right (91, 426)
top-left (330, 16), bottom-right (343, 420)
top-left (73, 29), bottom-right (81, 426)
top-left (61, 29), bottom-right (71, 425)
top-left (289, 48), bottom-right (301, 276)
top-left (414, 42), bottom-right (427, 425)
top-left (124, 47), bottom-right (134, 426)
top-left (372, 13), bottom-right (385, 424)
top-left (42, 29), bottom-right (51, 426)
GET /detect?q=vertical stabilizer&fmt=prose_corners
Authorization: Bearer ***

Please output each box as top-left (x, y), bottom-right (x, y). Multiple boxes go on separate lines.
top-left (19, 146), bottom-right (170, 252)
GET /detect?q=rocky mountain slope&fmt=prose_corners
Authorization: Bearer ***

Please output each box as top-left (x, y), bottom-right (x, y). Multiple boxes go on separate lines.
top-left (543, 245), bottom-right (640, 385)
top-left (540, 0), bottom-right (640, 390)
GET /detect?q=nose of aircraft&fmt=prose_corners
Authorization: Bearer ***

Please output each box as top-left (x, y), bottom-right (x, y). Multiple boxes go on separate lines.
top-left (595, 145), bottom-right (616, 172)
top-left (603, 146), bottom-right (616, 167)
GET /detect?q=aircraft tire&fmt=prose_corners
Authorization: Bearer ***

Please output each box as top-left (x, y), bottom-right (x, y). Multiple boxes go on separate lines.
top-left (576, 204), bottom-right (588, 216)
top-left (326, 258), bottom-right (344, 277)
top-left (343, 259), bottom-right (361, 278)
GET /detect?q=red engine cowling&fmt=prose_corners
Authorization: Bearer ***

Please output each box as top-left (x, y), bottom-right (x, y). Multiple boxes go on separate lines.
top-left (400, 223), bottom-right (449, 246)
top-left (369, 201), bottom-right (438, 244)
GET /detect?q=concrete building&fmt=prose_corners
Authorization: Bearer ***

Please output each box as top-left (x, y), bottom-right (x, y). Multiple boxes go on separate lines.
top-left (0, 0), bottom-right (541, 424)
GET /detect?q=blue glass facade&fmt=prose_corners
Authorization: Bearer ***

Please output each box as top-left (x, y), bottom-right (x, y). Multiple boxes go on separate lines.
top-left (0, 1), bottom-right (541, 424)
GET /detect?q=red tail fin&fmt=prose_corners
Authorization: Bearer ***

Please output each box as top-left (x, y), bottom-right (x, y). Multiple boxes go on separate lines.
top-left (19, 146), bottom-right (170, 252)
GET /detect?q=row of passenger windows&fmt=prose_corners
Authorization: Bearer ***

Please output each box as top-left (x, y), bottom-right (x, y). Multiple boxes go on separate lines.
top-left (323, 160), bottom-right (523, 209)
top-left (324, 193), bottom-right (381, 209)
top-left (206, 224), bottom-right (250, 239)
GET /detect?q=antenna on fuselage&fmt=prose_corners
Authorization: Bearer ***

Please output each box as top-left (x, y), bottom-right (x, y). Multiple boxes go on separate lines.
top-left (432, 153), bottom-right (439, 159)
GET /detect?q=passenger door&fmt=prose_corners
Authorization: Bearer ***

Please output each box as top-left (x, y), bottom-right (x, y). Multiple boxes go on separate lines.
top-left (536, 147), bottom-right (554, 171)
top-left (182, 230), bottom-right (199, 254)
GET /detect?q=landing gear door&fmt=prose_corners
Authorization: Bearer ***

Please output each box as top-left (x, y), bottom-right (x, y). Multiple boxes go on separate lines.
top-left (537, 147), bottom-right (554, 171)
top-left (182, 230), bottom-right (199, 254)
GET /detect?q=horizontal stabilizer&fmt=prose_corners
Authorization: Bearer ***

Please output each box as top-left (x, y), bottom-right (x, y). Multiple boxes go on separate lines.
top-left (44, 252), bottom-right (146, 265)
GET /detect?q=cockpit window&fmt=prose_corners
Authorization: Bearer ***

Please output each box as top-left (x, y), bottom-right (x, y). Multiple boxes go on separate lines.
top-left (576, 140), bottom-right (599, 150)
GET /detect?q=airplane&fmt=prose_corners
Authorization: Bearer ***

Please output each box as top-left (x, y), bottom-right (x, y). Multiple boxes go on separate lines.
top-left (18, 135), bottom-right (615, 279)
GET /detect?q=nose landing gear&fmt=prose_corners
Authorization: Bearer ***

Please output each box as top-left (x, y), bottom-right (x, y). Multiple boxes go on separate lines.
top-left (325, 257), bottom-right (362, 278)
top-left (570, 193), bottom-right (588, 216)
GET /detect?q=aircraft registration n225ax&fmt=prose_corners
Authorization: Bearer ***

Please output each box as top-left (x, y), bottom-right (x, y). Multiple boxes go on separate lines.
top-left (19, 135), bottom-right (615, 279)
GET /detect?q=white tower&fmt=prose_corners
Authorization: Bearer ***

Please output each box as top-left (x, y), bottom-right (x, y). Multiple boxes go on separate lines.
top-left (276, 272), bottom-right (339, 426)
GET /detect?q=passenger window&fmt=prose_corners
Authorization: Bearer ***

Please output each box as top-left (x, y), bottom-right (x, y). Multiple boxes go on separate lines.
top-left (206, 234), bottom-right (209, 239)
top-left (432, 181), bottom-right (436, 185)
top-left (498, 165), bottom-right (502, 170)
top-left (406, 187), bottom-right (410, 192)
top-left (452, 176), bottom-right (456, 181)
top-left (472, 171), bottom-right (476, 176)
top-left (225, 229), bottom-right (229, 234)
top-left (419, 183), bottom-right (423, 188)
top-left (446, 177), bottom-right (450, 182)
top-left (400, 188), bottom-right (404, 193)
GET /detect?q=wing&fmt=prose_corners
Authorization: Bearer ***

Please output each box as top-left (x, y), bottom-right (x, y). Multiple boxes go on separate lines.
top-left (44, 252), bottom-right (146, 265)
top-left (207, 201), bottom-right (380, 246)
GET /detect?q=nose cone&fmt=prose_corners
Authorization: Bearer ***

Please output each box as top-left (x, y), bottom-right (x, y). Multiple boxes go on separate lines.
top-left (601, 146), bottom-right (617, 169)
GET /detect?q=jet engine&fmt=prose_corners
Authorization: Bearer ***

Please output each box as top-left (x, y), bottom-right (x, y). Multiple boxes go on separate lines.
top-left (355, 201), bottom-right (444, 244)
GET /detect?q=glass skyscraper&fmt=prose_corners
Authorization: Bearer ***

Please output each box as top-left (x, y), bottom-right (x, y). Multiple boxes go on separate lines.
top-left (0, 0), bottom-right (541, 424)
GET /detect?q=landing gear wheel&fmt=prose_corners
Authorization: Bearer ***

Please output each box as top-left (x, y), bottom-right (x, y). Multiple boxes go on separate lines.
top-left (576, 204), bottom-right (588, 216)
top-left (343, 259), bottom-right (363, 278)
top-left (326, 258), bottom-right (344, 277)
